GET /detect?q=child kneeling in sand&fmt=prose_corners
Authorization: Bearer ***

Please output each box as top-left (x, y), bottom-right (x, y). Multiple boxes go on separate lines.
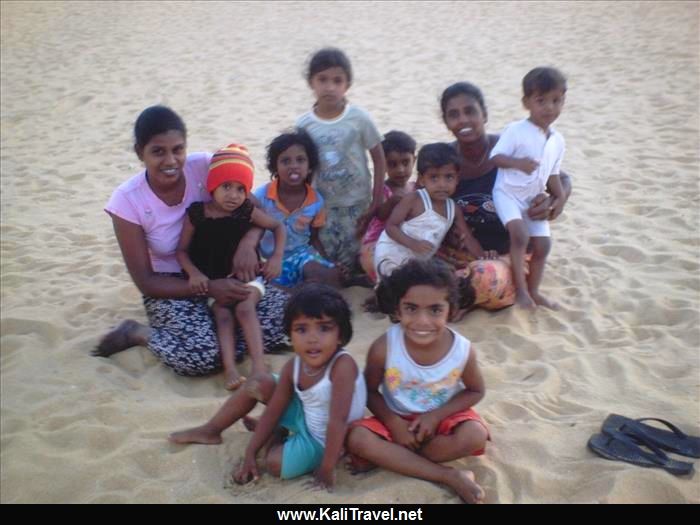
top-left (170, 283), bottom-right (367, 490)
top-left (345, 258), bottom-right (489, 504)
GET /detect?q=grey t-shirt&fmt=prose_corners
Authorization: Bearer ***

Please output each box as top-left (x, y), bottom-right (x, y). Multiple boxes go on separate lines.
top-left (296, 104), bottom-right (382, 208)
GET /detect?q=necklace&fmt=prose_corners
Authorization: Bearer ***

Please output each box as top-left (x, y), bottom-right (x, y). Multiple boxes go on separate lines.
top-left (461, 137), bottom-right (491, 167)
top-left (303, 362), bottom-right (326, 377)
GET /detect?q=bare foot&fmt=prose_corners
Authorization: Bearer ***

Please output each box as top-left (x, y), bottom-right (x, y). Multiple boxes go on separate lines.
top-left (242, 416), bottom-right (258, 432)
top-left (445, 469), bottom-right (485, 504)
top-left (92, 320), bottom-right (146, 357)
top-left (531, 292), bottom-right (560, 310)
top-left (515, 289), bottom-right (537, 310)
top-left (344, 454), bottom-right (376, 475)
top-left (225, 370), bottom-right (246, 391)
top-left (169, 426), bottom-right (222, 445)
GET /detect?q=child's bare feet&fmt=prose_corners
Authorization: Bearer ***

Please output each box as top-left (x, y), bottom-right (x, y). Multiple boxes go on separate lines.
top-left (344, 454), bottom-right (376, 474)
top-left (224, 370), bottom-right (246, 391)
top-left (531, 292), bottom-right (559, 310)
top-left (515, 289), bottom-right (537, 310)
top-left (445, 469), bottom-right (485, 504)
top-left (169, 425), bottom-right (222, 445)
top-left (92, 320), bottom-right (147, 357)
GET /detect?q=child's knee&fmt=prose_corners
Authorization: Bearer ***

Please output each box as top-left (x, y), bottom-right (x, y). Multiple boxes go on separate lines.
top-left (530, 237), bottom-right (551, 259)
top-left (507, 221), bottom-right (529, 249)
top-left (346, 426), bottom-right (373, 455)
top-left (234, 298), bottom-right (258, 319)
top-left (456, 421), bottom-right (488, 455)
top-left (244, 372), bottom-right (276, 402)
top-left (265, 446), bottom-right (283, 478)
top-left (213, 305), bottom-right (233, 324)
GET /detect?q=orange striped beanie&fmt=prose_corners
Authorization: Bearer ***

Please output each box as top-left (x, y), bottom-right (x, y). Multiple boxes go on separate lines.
top-left (206, 143), bottom-right (254, 194)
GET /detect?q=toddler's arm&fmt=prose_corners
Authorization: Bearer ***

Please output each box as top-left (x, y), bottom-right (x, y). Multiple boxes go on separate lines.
top-left (369, 143), bottom-right (387, 214)
top-left (315, 354), bottom-right (360, 491)
top-left (375, 193), bottom-right (404, 222)
top-left (452, 211), bottom-right (486, 259)
top-left (491, 154), bottom-right (539, 174)
top-left (546, 174), bottom-right (565, 220)
top-left (250, 208), bottom-right (286, 281)
top-left (355, 144), bottom-right (388, 238)
top-left (175, 214), bottom-right (210, 294)
top-left (490, 125), bottom-right (538, 174)
top-left (385, 192), bottom-right (433, 256)
top-left (234, 361), bottom-right (294, 485)
top-left (232, 226), bottom-right (265, 283)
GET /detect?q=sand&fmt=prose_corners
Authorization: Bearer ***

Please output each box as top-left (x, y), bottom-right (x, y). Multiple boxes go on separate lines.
top-left (1, 0), bottom-right (699, 504)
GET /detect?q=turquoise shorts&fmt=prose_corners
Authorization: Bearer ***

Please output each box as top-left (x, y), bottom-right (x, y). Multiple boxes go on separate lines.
top-left (277, 385), bottom-right (325, 479)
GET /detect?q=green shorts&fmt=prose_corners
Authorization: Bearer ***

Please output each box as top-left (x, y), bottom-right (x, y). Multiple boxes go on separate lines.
top-left (276, 382), bottom-right (325, 479)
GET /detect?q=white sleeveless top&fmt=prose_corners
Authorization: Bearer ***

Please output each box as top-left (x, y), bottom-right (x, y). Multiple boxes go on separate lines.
top-left (373, 188), bottom-right (455, 277)
top-left (382, 324), bottom-right (470, 415)
top-left (293, 351), bottom-right (367, 446)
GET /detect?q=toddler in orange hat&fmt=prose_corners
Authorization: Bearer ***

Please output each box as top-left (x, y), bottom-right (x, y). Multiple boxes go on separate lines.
top-left (176, 144), bottom-right (286, 390)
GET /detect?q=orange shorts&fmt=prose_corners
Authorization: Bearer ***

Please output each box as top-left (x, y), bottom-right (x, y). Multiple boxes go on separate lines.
top-left (352, 408), bottom-right (489, 456)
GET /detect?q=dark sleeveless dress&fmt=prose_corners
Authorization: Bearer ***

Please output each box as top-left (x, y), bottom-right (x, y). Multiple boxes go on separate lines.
top-left (449, 140), bottom-right (510, 255)
top-left (187, 200), bottom-right (255, 279)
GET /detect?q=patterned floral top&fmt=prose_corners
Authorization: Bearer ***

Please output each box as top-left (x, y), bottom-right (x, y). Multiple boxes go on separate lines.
top-left (381, 324), bottom-right (470, 415)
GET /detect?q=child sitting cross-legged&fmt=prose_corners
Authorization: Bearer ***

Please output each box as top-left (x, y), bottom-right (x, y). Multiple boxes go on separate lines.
top-left (345, 258), bottom-right (489, 504)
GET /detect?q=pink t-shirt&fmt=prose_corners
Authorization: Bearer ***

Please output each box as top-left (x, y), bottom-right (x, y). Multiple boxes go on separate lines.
top-left (362, 182), bottom-right (415, 245)
top-left (104, 152), bottom-right (212, 273)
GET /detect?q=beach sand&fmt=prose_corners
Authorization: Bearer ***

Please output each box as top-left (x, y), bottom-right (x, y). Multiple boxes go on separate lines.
top-left (1, 0), bottom-right (699, 503)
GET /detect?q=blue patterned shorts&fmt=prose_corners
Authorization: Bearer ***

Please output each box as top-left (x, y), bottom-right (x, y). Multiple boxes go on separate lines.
top-left (273, 245), bottom-right (334, 288)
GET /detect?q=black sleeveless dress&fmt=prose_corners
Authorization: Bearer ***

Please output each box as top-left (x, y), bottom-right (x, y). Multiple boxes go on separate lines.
top-left (186, 200), bottom-right (255, 279)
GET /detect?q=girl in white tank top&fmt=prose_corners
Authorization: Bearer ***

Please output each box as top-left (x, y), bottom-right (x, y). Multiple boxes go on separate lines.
top-left (346, 258), bottom-right (488, 504)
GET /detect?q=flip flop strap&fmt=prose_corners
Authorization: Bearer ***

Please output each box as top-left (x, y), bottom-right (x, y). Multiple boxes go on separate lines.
top-left (608, 429), bottom-right (670, 464)
top-left (635, 418), bottom-right (687, 438)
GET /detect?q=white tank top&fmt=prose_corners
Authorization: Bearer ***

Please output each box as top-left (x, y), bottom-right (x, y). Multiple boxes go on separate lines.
top-left (382, 324), bottom-right (470, 415)
top-left (373, 188), bottom-right (455, 277)
top-left (293, 351), bottom-right (367, 445)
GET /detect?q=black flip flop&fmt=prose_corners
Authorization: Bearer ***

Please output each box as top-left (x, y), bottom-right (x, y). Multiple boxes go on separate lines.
top-left (602, 413), bottom-right (700, 459)
top-left (587, 429), bottom-right (694, 476)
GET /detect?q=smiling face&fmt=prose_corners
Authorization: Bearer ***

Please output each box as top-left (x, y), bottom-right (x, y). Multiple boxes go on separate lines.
top-left (290, 314), bottom-right (341, 370)
top-left (211, 180), bottom-right (246, 213)
top-left (523, 88), bottom-right (566, 130)
top-left (136, 129), bottom-right (187, 189)
top-left (442, 93), bottom-right (488, 145)
top-left (309, 66), bottom-right (350, 112)
top-left (397, 285), bottom-right (451, 351)
top-left (276, 144), bottom-right (310, 188)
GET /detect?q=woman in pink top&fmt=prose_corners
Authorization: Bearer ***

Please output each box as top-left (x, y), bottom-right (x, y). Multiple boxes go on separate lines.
top-left (93, 106), bottom-right (289, 376)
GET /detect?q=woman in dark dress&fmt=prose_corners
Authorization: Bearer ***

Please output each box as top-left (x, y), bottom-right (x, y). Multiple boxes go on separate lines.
top-left (437, 82), bottom-right (572, 310)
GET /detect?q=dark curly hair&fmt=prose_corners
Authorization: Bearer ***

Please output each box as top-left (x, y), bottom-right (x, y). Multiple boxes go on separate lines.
top-left (283, 283), bottom-right (353, 346)
top-left (265, 128), bottom-right (319, 183)
top-left (375, 258), bottom-right (462, 320)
